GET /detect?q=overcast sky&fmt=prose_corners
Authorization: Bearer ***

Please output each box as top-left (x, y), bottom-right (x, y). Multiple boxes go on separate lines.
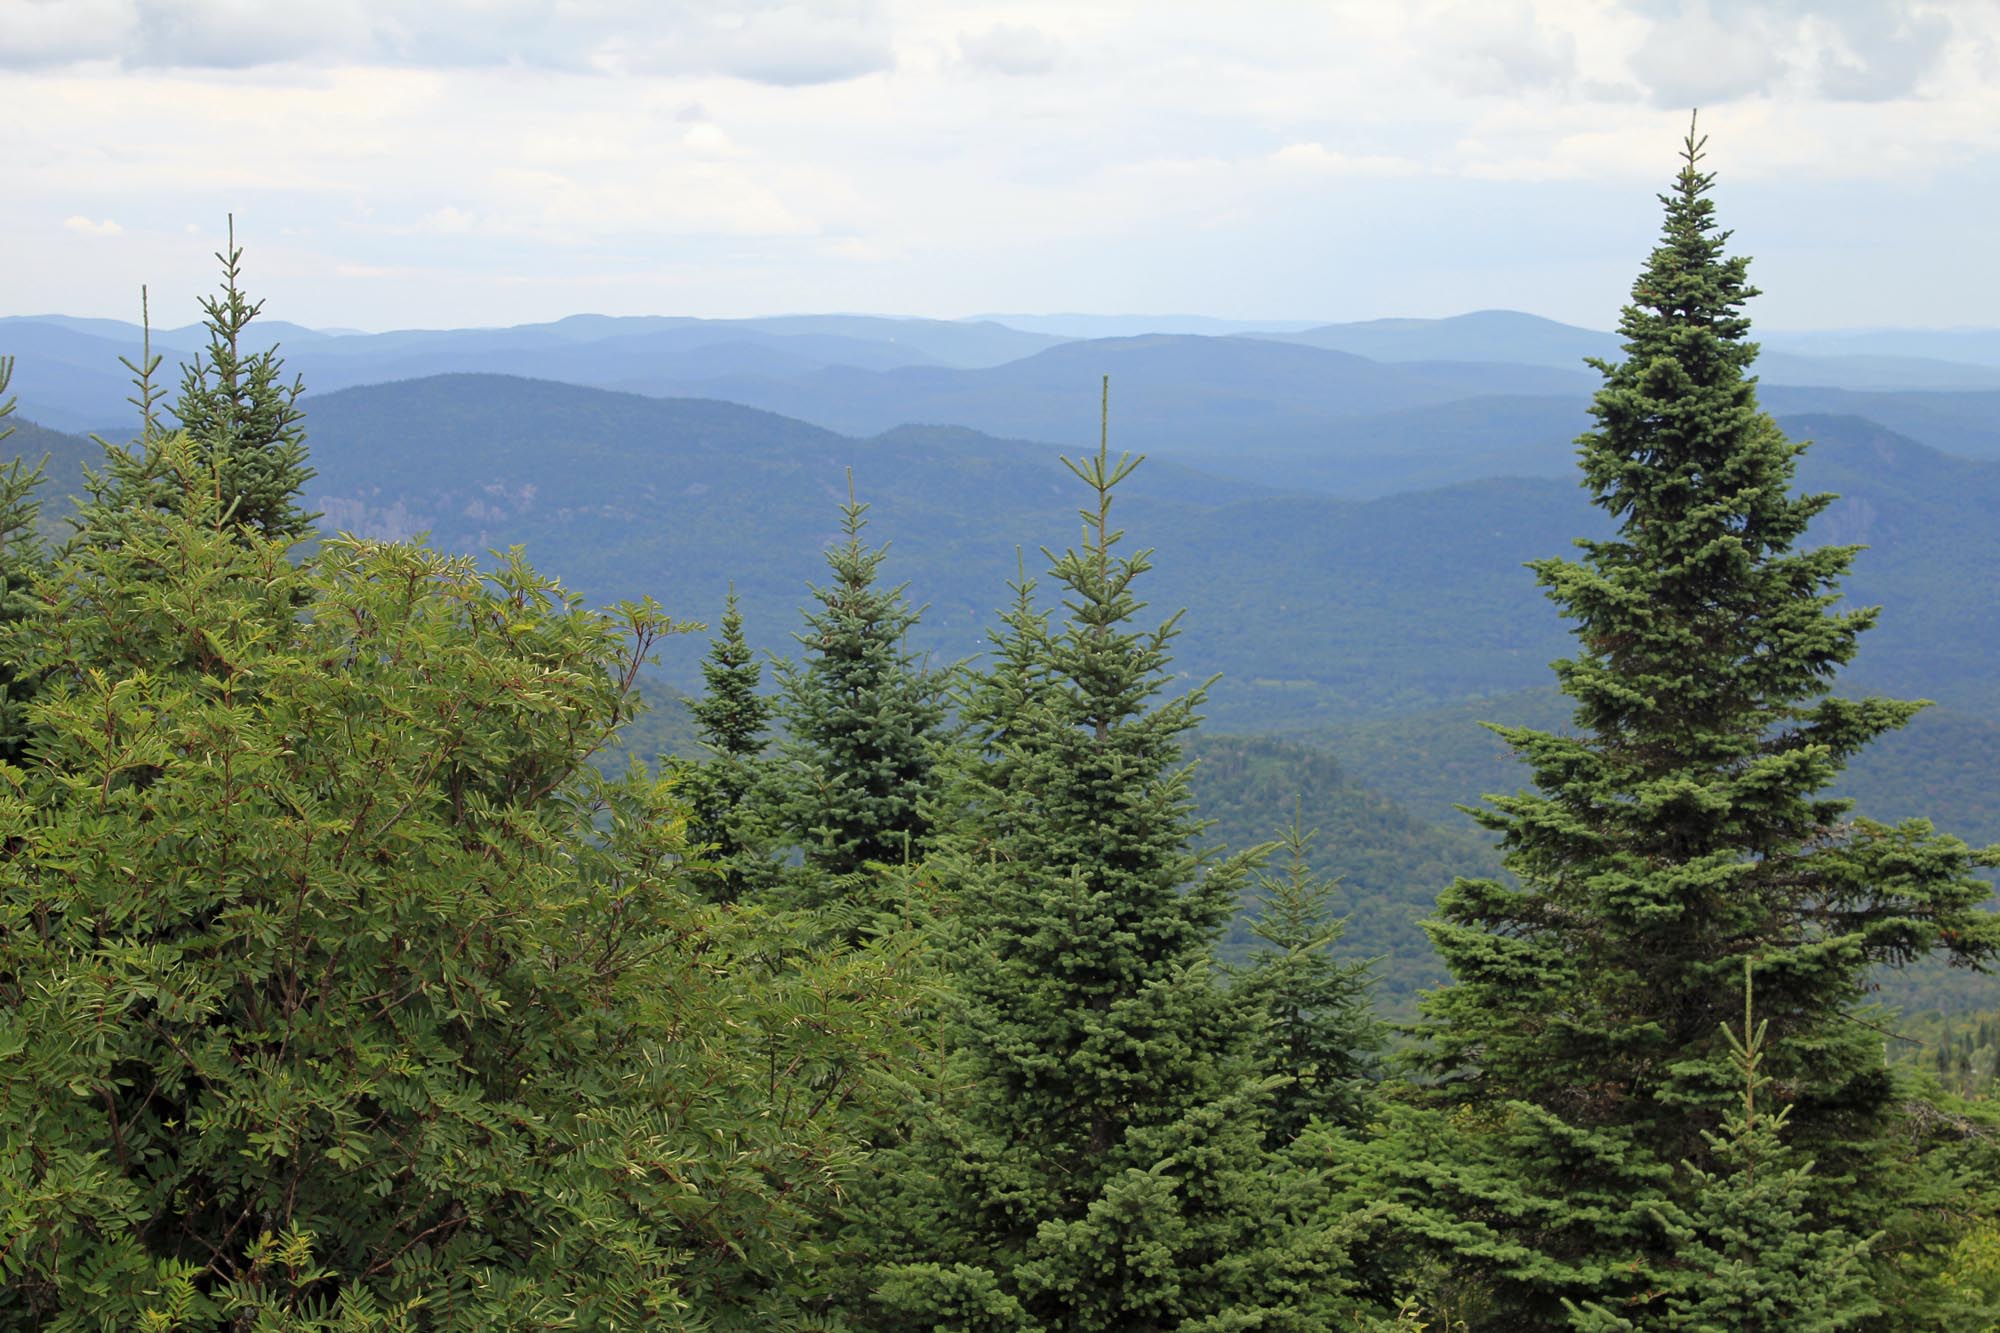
top-left (5, 0), bottom-right (1996, 331)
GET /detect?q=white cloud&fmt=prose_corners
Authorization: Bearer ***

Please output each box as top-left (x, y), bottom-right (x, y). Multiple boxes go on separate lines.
top-left (1426, 0), bottom-right (1579, 96)
top-left (64, 214), bottom-right (124, 235)
top-left (413, 206), bottom-right (477, 236)
top-left (1627, 0), bottom-right (1954, 106)
top-left (594, 5), bottom-right (896, 86)
top-left (957, 22), bottom-right (1060, 76)
top-left (1804, 4), bottom-right (1952, 102)
top-left (681, 122), bottom-right (745, 159)
top-left (1, 0), bottom-right (897, 85)
top-left (1269, 142), bottom-right (1425, 176)
top-left (1627, 1), bottom-right (1787, 105)
top-left (0, 0), bottom-right (132, 67)
top-left (4, 1), bottom-right (1999, 329)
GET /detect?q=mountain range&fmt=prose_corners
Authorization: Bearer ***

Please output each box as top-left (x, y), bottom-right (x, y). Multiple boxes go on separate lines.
top-left (5, 304), bottom-right (1996, 1013)
top-left (11, 308), bottom-right (2000, 449)
top-left (9, 369), bottom-right (1995, 734)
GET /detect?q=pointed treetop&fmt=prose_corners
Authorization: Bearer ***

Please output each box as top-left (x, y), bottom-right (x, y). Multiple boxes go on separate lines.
top-left (841, 465), bottom-right (868, 541)
top-left (120, 286), bottom-right (165, 444)
top-left (1059, 375), bottom-right (1142, 570)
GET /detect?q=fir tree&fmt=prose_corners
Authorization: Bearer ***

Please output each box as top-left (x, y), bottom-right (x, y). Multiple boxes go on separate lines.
top-left (867, 382), bottom-right (1369, 1330)
top-left (938, 547), bottom-right (1049, 858)
top-left (1236, 814), bottom-right (1384, 1143)
top-left (77, 220), bottom-right (316, 548)
top-left (691, 588), bottom-right (771, 761)
top-left (173, 216), bottom-right (316, 542)
top-left (677, 587), bottom-right (776, 901)
top-left (1568, 964), bottom-right (1879, 1331)
top-left (773, 473), bottom-right (946, 887)
top-left (1406, 119), bottom-right (1999, 1324)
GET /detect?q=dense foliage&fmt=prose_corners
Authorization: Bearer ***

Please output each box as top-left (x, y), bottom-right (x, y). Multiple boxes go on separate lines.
top-left (0, 359), bottom-right (47, 764)
top-left (863, 400), bottom-right (1369, 1329)
top-left (0, 128), bottom-right (1994, 1330)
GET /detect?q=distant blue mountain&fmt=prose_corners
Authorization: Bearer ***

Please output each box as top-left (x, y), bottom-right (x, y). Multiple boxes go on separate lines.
top-left (1763, 327), bottom-right (2000, 367)
top-left (632, 334), bottom-right (1600, 466)
top-left (0, 312), bottom-right (1064, 430)
top-left (10, 306), bottom-right (2000, 447)
top-left (259, 375), bottom-right (2000, 735)
top-left (965, 313), bottom-right (1324, 337)
top-left (1262, 309), bottom-right (1618, 367)
top-left (1261, 310), bottom-right (2000, 389)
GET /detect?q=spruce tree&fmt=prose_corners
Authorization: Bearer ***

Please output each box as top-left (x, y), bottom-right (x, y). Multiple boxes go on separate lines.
top-left (1568, 965), bottom-right (1878, 1331)
top-left (676, 587), bottom-right (776, 901)
top-left (937, 548), bottom-right (1049, 859)
top-left (173, 216), bottom-right (316, 542)
top-left (773, 474), bottom-right (946, 887)
top-left (867, 384), bottom-right (1368, 1330)
top-left (1236, 816), bottom-right (1384, 1143)
top-left (77, 221), bottom-right (316, 548)
top-left (1406, 120), bottom-right (1999, 1324)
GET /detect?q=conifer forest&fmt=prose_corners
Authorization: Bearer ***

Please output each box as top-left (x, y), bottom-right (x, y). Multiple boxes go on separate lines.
top-left (4, 125), bottom-right (2000, 1332)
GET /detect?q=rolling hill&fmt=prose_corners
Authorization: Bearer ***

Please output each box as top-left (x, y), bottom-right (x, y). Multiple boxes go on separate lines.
top-left (224, 377), bottom-right (2000, 734)
top-left (10, 374), bottom-right (1997, 732)
top-left (5, 375), bottom-right (1995, 1012)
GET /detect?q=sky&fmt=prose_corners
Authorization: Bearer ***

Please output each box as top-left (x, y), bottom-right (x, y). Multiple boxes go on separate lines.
top-left (4, 0), bottom-right (1998, 332)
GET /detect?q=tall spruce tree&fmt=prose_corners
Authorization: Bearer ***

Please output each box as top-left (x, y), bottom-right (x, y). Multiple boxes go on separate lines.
top-left (676, 588), bottom-right (776, 901)
top-left (1404, 120), bottom-right (1999, 1325)
top-left (866, 383), bottom-right (1369, 1331)
top-left (773, 475), bottom-right (945, 887)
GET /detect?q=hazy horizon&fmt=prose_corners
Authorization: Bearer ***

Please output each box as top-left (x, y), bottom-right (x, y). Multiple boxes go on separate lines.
top-left (6, 2), bottom-right (1998, 333)
top-left (10, 306), bottom-right (2000, 342)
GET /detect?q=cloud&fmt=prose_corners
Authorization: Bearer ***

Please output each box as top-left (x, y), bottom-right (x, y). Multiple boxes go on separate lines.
top-left (1628, 0), bottom-right (1953, 106)
top-left (957, 22), bottom-right (1060, 76)
top-left (1269, 142), bottom-right (1424, 176)
top-left (681, 122), bottom-right (744, 159)
top-left (0, 0), bottom-right (120, 65)
top-left (1805, 4), bottom-right (1952, 102)
top-left (1628, 2), bottom-right (1790, 104)
top-left (413, 206), bottom-right (477, 236)
top-left (1, 0), bottom-right (895, 85)
top-left (64, 214), bottom-right (124, 235)
top-left (5, 0), bottom-right (1999, 330)
top-left (130, 1), bottom-right (374, 69)
top-left (596, 5), bottom-right (895, 86)
top-left (1428, 1), bottom-right (1579, 96)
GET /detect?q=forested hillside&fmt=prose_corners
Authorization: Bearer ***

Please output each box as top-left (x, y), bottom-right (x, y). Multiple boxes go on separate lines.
top-left (103, 377), bottom-right (1975, 735)
top-left (3, 132), bottom-right (1998, 1330)
top-left (16, 343), bottom-right (1999, 1025)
